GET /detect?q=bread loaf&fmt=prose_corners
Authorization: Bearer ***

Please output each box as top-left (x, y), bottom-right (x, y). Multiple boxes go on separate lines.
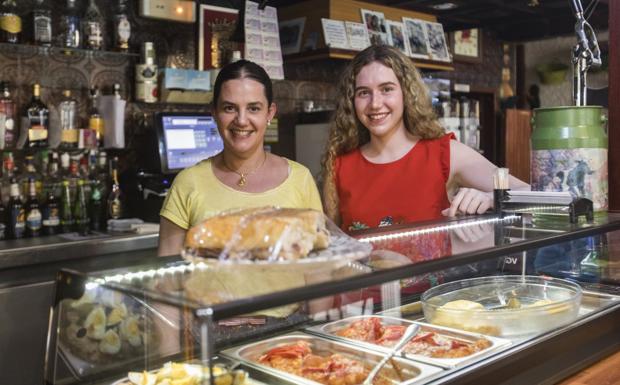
top-left (184, 207), bottom-right (330, 260)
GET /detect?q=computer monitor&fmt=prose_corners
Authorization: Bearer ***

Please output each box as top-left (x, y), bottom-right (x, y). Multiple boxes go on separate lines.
top-left (155, 112), bottom-right (223, 174)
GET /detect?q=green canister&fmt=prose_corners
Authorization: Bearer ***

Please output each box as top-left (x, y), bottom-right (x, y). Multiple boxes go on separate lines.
top-left (531, 106), bottom-right (608, 211)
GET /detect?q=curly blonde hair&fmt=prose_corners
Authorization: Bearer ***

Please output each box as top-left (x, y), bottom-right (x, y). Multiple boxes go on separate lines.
top-left (322, 45), bottom-right (445, 223)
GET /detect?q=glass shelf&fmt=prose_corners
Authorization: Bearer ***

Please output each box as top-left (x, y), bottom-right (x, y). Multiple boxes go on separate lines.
top-left (0, 42), bottom-right (139, 59)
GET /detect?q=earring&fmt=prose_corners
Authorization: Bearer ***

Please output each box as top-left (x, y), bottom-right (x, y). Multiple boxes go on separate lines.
top-left (267, 119), bottom-right (271, 125)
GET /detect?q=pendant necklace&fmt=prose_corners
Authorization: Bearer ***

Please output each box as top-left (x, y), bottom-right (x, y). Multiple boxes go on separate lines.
top-left (222, 152), bottom-right (267, 187)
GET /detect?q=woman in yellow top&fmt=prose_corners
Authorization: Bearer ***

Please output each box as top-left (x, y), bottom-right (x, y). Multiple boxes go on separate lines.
top-left (158, 60), bottom-right (323, 256)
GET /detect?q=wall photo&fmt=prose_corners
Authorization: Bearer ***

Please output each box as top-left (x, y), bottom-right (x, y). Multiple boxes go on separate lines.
top-left (402, 17), bottom-right (430, 59)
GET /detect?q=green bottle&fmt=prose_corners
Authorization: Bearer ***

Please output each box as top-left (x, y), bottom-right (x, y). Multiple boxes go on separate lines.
top-left (60, 180), bottom-right (74, 233)
top-left (73, 179), bottom-right (89, 235)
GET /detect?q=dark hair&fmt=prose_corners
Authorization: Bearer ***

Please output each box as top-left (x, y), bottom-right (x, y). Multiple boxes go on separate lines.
top-left (212, 59), bottom-right (273, 106)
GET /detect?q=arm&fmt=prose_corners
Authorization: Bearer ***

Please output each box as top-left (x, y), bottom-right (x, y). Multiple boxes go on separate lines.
top-left (444, 140), bottom-right (529, 216)
top-left (158, 217), bottom-right (186, 257)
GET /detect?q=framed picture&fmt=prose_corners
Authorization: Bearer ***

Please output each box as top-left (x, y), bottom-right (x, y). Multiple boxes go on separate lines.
top-left (279, 17), bottom-right (305, 55)
top-left (451, 28), bottom-right (482, 63)
top-left (402, 17), bottom-right (430, 59)
top-left (321, 18), bottom-right (350, 50)
top-left (345, 21), bottom-right (371, 51)
top-left (424, 21), bottom-right (451, 62)
top-left (360, 9), bottom-right (389, 46)
top-left (198, 4), bottom-right (239, 70)
top-left (386, 20), bottom-right (410, 56)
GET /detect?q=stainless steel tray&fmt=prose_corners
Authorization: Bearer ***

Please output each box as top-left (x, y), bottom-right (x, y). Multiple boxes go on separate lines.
top-left (221, 332), bottom-right (443, 385)
top-left (306, 315), bottom-right (510, 369)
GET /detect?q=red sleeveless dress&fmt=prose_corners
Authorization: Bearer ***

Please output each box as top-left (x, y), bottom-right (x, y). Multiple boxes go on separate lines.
top-left (336, 133), bottom-right (455, 232)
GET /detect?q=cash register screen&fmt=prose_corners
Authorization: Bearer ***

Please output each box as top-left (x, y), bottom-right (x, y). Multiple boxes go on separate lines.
top-left (157, 113), bottom-right (223, 174)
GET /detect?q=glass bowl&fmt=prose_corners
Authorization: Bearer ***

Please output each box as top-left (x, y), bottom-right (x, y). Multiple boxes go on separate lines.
top-left (421, 276), bottom-right (582, 339)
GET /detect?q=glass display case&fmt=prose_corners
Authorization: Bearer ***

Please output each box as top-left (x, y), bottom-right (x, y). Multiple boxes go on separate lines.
top-left (44, 212), bottom-right (620, 385)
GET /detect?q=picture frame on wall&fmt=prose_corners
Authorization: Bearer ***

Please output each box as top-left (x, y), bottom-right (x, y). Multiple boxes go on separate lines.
top-left (451, 28), bottom-right (482, 63)
top-left (402, 17), bottom-right (430, 59)
top-left (279, 17), bottom-right (306, 55)
top-left (424, 21), bottom-right (451, 62)
top-left (386, 20), bottom-right (410, 56)
top-left (345, 21), bottom-right (371, 51)
top-left (360, 8), bottom-right (389, 46)
top-left (198, 4), bottom-right (239, 70)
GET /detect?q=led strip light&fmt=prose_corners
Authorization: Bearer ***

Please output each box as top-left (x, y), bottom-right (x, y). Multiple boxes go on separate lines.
top-left (357, 215), bottom-right (520, 243)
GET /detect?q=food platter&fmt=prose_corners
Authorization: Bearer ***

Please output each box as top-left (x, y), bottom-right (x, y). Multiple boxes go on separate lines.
top-left (306, 315), bottom-right (510, 368)
top-left (221, 332), bottom-right (443, 385)
top-left (109, 361), bottom-right (247, 385)
top-left (421, 275), bottom-right (582, 339)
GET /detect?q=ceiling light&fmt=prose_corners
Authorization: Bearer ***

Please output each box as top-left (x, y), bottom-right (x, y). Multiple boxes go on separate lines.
top-left (430, 2), bottom-right (458, 10)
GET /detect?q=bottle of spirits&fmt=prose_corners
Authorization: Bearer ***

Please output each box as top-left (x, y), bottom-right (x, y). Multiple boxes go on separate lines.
top-left (25, 178), bottom-right (42, 237)
top-left (58, 89), bottom-right (78, 149)
top-left (7, 178), bottom-right (25, 239)
top-left (88, 87), bottom-right (104, 146)
top-left (0, 190), bottom-right (6, 240)
top-left (59, 0), bottom-right (81, 49)
top-left (0, 81), bottom-right (16, 149)
top-left (32, 0), bottom-right (52, 46)
top-left (0, 151), bottom-right (14, 206)
top-left (0, 0), bottom-right (21, 44)
top-left (83, 0), bottom-right (103, 50)
top-left (60, 179), bottom-right (73, 233)
top-left (73, 179), bottom-right (89, 235)
top-left (89, 179), bottom-right (103, 231)
top-left (24, 83), bottom-right (49, 148)
top-left (113, 0), bottom-right (131, 52)
top-left (107, 157), bottom-right (122, 219)
top-left (41, 187), bottom-right (60, 235)
top-left (19, 155), bottom-right (42, 202)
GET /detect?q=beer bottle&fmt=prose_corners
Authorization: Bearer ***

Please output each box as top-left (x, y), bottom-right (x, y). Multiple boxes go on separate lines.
top-left (41, 187), bottom-right (60, 235)
top-left (89, 180), bottom-right (103, 231)
top-left (25, 178), bottom-right (42, 237)
top-left (73, 179), bottom-right (89, 235)
top-left (60, 179), bottom-right (73, 233)
top-left (107, 158), bottom-right (123, 219)
top-left (7, 177), bottom-right (25, 239)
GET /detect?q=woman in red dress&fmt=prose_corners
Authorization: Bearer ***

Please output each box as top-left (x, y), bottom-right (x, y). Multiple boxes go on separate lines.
top-left (322, 45), bottom-right (528, 233)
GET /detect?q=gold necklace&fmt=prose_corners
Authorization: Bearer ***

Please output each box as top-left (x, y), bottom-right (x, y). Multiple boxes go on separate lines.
top-left (222, 152), bottom-right (267, 186)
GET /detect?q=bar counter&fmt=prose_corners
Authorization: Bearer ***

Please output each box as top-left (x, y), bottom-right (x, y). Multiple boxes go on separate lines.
top-left (0, 231), bottom-right (158, 271)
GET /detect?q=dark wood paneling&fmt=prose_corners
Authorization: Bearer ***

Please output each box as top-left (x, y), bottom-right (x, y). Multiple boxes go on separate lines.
top-left (504, 108), bottom-right (531, 183)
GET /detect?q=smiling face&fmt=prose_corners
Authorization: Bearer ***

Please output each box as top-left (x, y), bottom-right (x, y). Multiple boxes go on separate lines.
top-left (353, 61), bottom-right (406, 141)
top-left (214, 77), bottom-right (276, 158)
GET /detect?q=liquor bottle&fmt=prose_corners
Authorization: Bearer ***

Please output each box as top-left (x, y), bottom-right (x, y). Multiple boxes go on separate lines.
top-left (88, 87), bottom-right (104, 146)
top-left (0, 191), bottom-right (6, 240)
top-left (0, 151), bottom-right (14, 206)
top-left (0, 81), bottom-right (16, 149)
top-left (0, 0), bottom-right (21, 44)
top-left (67, 155), bottom-right (80, 201)
top-left (83, 0), bottom-right (103, 50)
top-left (32, 0), bottom-right (52, 46)
top-left (19, 155), bottom-right (42, 202)
top-left (41, 187), bottom-right (60, 235)
top-left (25, 178), bottom-right (42, 237)
top-left (7, 178), bottom-right (25, 239)
top-left (107, 158), bottom-right (122, 219)
top-left (44, 151), bottom-right (61, 198)
top-left (73, 179), bottom-right (89, 235)
top-left (59, 0), bottom-right (81, 49)
top-left (60, 179), bottom-right (73, 233)
top-left (58, 89), bottom-right (78, 149)
top-left (96, 150), bottom-right (108, 197)
top-left (113, 0), bottom-right (131, 52)
top-left (24, 83), bottom-right (49, 148)
top-left (89, 179), bottom-right (103, 231)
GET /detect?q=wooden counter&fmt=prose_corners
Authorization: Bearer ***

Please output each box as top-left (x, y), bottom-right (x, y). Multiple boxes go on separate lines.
top-left (558, 349), bottom-right (620, 385)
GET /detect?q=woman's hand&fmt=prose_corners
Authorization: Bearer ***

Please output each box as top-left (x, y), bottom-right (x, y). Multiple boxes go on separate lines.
top-left (442, 187), bottom-right (493, 217)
